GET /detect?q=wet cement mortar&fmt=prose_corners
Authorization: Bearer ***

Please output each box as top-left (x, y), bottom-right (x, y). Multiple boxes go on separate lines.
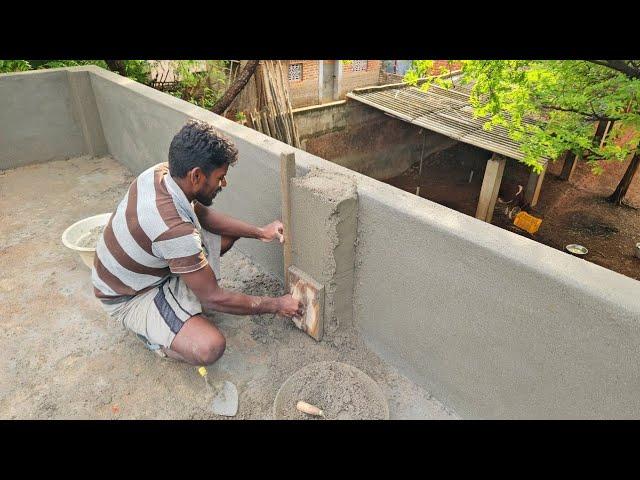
top-left (77, 225), bottom-right (106, 248)
top-left (0, 156), bottom-right (457, 420)
top-left (274, 361), bottom-right (389, 420)
top-left (291, 168), bottom-right (358, 335)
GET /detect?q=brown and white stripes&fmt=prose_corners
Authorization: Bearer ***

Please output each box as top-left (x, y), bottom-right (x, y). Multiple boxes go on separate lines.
top-left (92, 163), bottom-right (207, 303)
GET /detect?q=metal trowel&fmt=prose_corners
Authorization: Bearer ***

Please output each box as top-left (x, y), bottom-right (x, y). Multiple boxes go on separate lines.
top-left (198, 367), bottom-right (238, 417)
top-left (209, 380), bottom-right (238, 417)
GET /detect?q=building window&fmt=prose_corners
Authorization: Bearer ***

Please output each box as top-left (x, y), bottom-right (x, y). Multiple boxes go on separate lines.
top-left (288, 63), bottom-right (303, 81)
top-left (352, 60), bottom-right (368, 72)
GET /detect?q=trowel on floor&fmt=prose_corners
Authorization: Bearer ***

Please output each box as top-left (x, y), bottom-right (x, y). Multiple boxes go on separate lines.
top-left (198, 367), bottom-right (238, 417)
top-left (209, 380), bottom-right (238, 417)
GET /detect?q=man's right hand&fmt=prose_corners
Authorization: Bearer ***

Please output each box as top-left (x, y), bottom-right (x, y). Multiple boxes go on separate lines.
top-left (181, 264), bottom-right (306, 318)
top-left (276, 294), bottom-right (305, 318)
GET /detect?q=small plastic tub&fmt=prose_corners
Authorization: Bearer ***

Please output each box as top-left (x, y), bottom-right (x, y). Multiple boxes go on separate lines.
top-left (61, 213), bottom-right (111, 268)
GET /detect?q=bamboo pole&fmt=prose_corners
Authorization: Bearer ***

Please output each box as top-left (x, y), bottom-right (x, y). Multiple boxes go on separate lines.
top-left (269, 64), bottom-right (290, 144)
top-left (277, 60), bottom-right (300, 147)
top-left (274, 61), bottom-right (294, 146)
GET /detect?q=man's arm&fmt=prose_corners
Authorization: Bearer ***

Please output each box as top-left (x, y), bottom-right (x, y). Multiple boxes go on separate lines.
top-left (180, 263), bottom-right (303, 317)
top-left (193, 202), bottom-right (283, 243)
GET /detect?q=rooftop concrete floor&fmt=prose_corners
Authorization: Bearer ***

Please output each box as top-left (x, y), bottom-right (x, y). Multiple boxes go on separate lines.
top-left (0, 156), bottom-right (457, 419)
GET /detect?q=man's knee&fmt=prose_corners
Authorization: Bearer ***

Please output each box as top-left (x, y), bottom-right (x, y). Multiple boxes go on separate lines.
top-left (195, 331), bottom-right (226, 365)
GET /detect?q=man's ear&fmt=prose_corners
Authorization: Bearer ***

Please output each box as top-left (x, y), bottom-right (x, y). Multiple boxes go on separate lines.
top-left (189, 167), bottom-right (204, 186)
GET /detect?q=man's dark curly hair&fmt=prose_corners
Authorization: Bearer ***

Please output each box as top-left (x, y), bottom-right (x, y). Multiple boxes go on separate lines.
top-left (168, 120), bottom-right (238, 178)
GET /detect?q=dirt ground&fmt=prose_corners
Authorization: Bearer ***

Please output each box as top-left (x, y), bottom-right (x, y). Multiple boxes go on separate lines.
top-left (0, 156), bottom-right (457, 420)
top-left (385, 146), bottom-right (640, 281)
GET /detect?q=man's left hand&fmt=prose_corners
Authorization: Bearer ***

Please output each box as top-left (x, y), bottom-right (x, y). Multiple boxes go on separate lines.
top-left (259, 220), bottom-right (285, 243)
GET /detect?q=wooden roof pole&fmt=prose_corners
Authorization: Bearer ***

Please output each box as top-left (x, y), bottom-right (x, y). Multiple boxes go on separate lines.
top-left (525, 163), bottom-right (547, 208)
top-left (476, 153), bottom-right (506, 223)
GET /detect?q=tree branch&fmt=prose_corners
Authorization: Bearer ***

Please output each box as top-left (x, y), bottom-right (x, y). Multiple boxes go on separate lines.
top-left (540, 104), bottom-right (619, 121)
top-left (588, 60), bottom-right (640, 80)
top-left (105, 60), bottom-right (127, 76)
top-left (211, 60), bottom-right (259, 115)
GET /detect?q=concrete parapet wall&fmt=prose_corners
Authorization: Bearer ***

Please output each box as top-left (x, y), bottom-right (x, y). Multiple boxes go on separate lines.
top-left (67, 70), bottom-right (108, 157)
top-left (0, 69), bottom-right (87, 169)
top-left (3, 66), bottom-right (640, 418)
top-left (354, 180), bottom-right (640, 418)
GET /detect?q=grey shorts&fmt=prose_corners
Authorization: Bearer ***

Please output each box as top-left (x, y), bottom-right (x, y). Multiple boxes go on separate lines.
top-left (100, 230), bottom-right (221, 348)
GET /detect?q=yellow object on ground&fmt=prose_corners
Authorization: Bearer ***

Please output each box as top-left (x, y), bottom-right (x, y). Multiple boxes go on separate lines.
top-left (513, 211), bottom-right (543, 234)
top-left (198, 366), bottom-right (208, 377)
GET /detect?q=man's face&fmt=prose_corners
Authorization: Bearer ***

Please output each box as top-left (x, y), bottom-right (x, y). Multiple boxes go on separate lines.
top-left (194, 164), bottom-right (229, 206)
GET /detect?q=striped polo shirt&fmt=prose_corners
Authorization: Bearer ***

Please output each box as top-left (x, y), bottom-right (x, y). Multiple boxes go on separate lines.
top-left (92, 162), bottom-right (208, 303)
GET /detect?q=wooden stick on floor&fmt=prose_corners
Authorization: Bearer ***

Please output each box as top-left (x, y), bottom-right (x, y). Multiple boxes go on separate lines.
top-left (280, 152), bottom-right (296, 285)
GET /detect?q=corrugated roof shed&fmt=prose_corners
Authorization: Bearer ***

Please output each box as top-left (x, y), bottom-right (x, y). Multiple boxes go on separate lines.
top-left (347, 83), bottom-right (548, 165)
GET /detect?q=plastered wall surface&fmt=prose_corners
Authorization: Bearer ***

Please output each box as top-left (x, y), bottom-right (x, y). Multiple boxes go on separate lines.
top-left (4, 66), bottom-right (640, 418)
top-left (290, 170), bottom-right (358, 334)
top-left (354, 181), bottom-right (640, 418)
top-left (0, 69), bottom-right (85, 169)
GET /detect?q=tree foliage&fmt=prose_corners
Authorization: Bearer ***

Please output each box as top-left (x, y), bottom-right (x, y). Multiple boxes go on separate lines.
top-left (404, 60), bottom-right (458, 87)
top-left (164, 60), bottom-right (231, 110)
top-left (0, 60), bottom-right (32, 72)
top-left (0, 59), bottom-right (233, 108)
top-left (406, 60), bottom-right (640, 175)
top-left (0, 59), bottom-right (152, 84)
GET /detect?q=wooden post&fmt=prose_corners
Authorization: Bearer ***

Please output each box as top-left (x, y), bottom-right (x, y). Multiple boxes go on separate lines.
top-left (475, 153), bottom-right (506, 223)
top-left (280, 152), bottom-right (296, 285)
top-left (559, 151), bottom-right (578, 181)
top-left (524, 163), bottom-right (547, 207)
top-left (561, 120), bottom-right (614, 181)
top-left (593, 119), bottom-right (609, 147)
top-left (601, 121), bottom-right (615, 148)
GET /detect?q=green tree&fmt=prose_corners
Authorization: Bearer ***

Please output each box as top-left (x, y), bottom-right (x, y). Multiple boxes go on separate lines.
top-left (2, 59), bottom-right (259, 126)
top-left (210, 60), bottom-right (259, 115)
top-left (0, 59), bottom-right (240, 111)
top-left (163, 60), bottom-right (228, 108)
top-left (0, 60), bottom-right (32, 72)
top-left (1, 59), bottom-right (153, 84)
top-left (406, 60), bottom-right (640, 205)
top-left (102, 59), bottom-right (257, 115)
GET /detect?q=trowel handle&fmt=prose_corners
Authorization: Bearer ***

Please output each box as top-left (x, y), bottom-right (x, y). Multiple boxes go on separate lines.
top-left (296, 401), bottom-right (324, 417)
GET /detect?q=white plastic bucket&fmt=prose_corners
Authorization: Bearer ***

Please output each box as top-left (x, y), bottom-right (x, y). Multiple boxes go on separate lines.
top-left (61, 213), bottom-right (111, 269)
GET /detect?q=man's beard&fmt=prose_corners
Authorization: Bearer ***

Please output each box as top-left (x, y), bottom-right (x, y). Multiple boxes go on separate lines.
top-left (196, 187), bottom-right (222, 207)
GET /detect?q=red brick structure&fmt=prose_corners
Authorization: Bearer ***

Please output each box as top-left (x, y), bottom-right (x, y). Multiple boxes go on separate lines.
top-left (286, 60), bottom-right (382, 108)
top-left (379, 60), bottom-right (464, 85)
top-left (431, 60), bottom-right (462, 75)
top-left (286, 60), bottom-right (320, 108)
